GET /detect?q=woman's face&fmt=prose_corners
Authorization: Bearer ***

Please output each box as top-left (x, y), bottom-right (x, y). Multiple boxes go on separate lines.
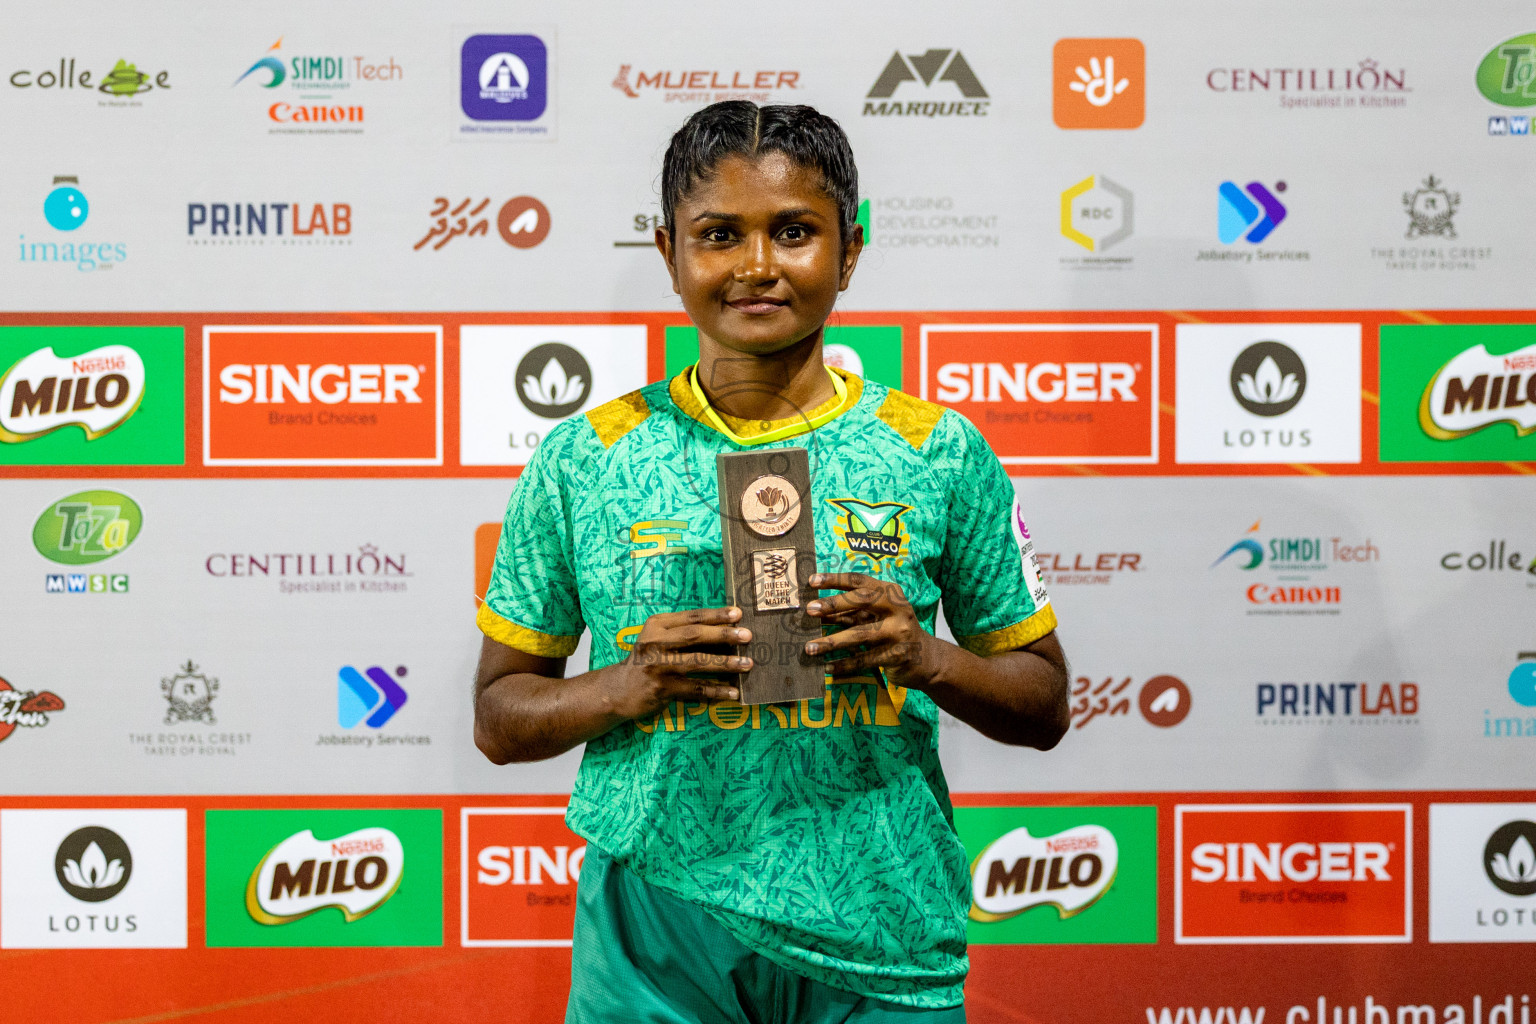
top-left (658, 152), bottom-right (862, 357)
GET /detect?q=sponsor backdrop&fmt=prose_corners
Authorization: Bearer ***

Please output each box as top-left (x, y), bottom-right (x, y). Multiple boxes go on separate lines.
top-left (2, 1), bottom-right (1534, 1021)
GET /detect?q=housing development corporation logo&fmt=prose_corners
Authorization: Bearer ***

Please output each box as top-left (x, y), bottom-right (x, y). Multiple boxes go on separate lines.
top-left (0, 675), bottom-right (65, 745)
top-left (414, 196), bottom-right (550, 251)
top-left (186, 202), bottom-right (351, 246)
top-left (1478, 33), bottom-right (1536, 136)
top-left (863, 48), bottom-right (988, 117)
top-left (1059, 175), bottom-right (1133, 269)
top-left (1210, 518), bottom-right (1379, 616)
top-left (233, 38), bottom-right (403, 135)
top-left (1053, 39), bottom-right (1145, 129)
top-left (612, 65), bottom-right (800, 104)
top-left (459, 34), bottom-right (554, 138)
top-left (462, 808), bottom-right (587, 946)
top-left (1380, 325), bottom-right (1536, 462)
top-left (1430, 803), bottom-right (1536, 942)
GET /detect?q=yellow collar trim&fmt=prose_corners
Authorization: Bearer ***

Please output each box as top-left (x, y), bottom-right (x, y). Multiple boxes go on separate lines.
top-left (680, 364), bottom-right (855, 445)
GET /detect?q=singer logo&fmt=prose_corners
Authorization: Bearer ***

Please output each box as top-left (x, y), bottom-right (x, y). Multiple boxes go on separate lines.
top-left (0, 345), bottom-right (144, 442)
top-left (1176, 804), bottom-right (1411, 943)
top-left (461, 807), bottom-right (586, 946)
top-left (204, 326), bottom-right (442, 465)
top-left (920, 324), bottom-right (1158, 463)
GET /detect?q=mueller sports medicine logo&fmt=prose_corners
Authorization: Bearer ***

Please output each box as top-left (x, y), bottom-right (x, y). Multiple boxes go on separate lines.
top-left (186, 203), bottom-right (351, 245)
top-left (1418, 342), bottom-right (1536, 441)
top-left (969, 824), bottom-right (1117, 922)
top-left (1053, 39), bottom-right (1144, 129)
top-left (246, 827), bottom-right (404, 926)
top-left (863, 49), bottom-right (988, 117)
top-left (612, 66), bottom-right (800, 103)
top-left (463, 808), bottom-right (587, 946)
top-left (1205, 57), bottom-right (1408, 109)
top-left (1, 345), bottom-right (144, 443)
top-left (1177, 804), bottom-right (1411, 943)
top-left (922, 324), bottom-right (1157, 464)
top-left (204, 326), bottom-right (442, 465)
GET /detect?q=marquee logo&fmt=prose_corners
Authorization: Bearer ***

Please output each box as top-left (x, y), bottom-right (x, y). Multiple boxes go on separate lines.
top-left (1053, 39), bottom-right (1145, 129)
top-left (33, 490), bottom-right (142, 565)
top-left (462, 808), bottom-right (586, 946)
top-left (1418, 342), bottom-right (1536, 440)
top-left (246, 827), bottom-right (404, 925)
top-left (863, 48), bottom-right (989, 117)
top-left (55, 826), bottom-right (132, 903)
top-left (204, 326), bottom-right (442, 466)
top-left (1, 345), bottom-right (144, 443)
top-left (970, 824), bottom-right (1116, 922)
top-left (1477, 34), bottom-right (1536, 107)
top-left (1177, 804), bottom-right (1411, 943)
top-left (921, 323), bottom-right (1158, 464)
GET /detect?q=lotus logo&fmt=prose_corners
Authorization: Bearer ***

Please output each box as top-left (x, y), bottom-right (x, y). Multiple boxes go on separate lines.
top-left (969, 824), bottom-right (1117, 922)
top-left (514, 343), bottom-right (591, 418)
top-left (55, 826), bottom-right (132, 902)
top-left (1230, 342), bottom-right (1306, 416)
top-left (1484, 821), bottom-right (1536, 897)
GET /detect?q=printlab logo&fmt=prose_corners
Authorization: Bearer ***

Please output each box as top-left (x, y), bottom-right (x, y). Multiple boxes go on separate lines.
top-left (0, 675), bottom-right (65, 744)
top-left (415, 196), bottom-right (550, 250)
top-left (338, 665), bottom-right (408, 728)
top-left (862, 48), bottom-right (989, 117)
top-left (6, 58), bottom-right (171, 102)
top-left (612, 65), bottom-right (801, 103)
top-left (1478, 33), bottom-right (1536, 135)
top-left (1230, 342), bottom-right (1306, 416)
top-left (1071, 674), bottom-right (1191, 730)
top-left (1485, 821), bottom-right (1536, 896)
top-left (1059, 175), bottom-right (1133, 265)
top-left (21, 176), bottom-right (127, 272)
top-left (56, 827), bottom-right (131, 903)
top-left (516, 343), bottom-right (589, 418)
top-left (186, 202), bottom-right (352, 246)
top-left (1218, 181), bottom-right (1287, 244)
top-left (1053, 39), bottom-right (1144, 129)
top-left (1256, 681), bottom-right (1419, 726)
top-left (162, 660), bottom-right (217, 725)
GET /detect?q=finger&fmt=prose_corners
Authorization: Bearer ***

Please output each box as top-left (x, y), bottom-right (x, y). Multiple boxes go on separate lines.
top-left (644, 606), bottom-right (742, 633)
top-left (809, 572), bottom-right (875, 592)
top-left (816, 607), bottom-right (879, 626)
top-left (691, 682), bottom-right (742, 702)
top-left (825, 648), bottom-right (891, 676)
top-left (805, 622), bottom-right (885, 656)
top-left (806, 587), bottom-right (883, 618)
top-left (643, 622), bottom-right (753, 651)
top-left (661, 651), bottom-right (753, 674)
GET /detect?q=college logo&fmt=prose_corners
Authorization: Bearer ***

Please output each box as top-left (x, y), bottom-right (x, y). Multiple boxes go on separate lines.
top-left (338, 665), bottom-right (408, 729)
top-left (863, 48), bottom-right (988, 117)
top-left (1176, 324), bottom-right (1362, 463)
top-left (1381, 325), bottom-right (1536, 461)
top-left (1477, 34), bottom-right (1536, 108)
top-left (7, 58), bottom-right (171, 99)
top-left (0, 809), bottom-right (187, 948)
top-left (462, 807), bottom-right (586, 946)
top-left (1060, 175), bottom-right (1133, 258)
top-left (0, 676), bottom-right (65, 744)
top-left (1177, 804), bottom-right (1411, 943)
top-left (206, 809), bottom-right (441, 947)
top-left (1071, 673), bottom-right (1191, 730)
top-left (922, 323), bottom-right (1157, 464)
top-left (954, 806), bottom-right (1156, 944)
top-left (162, 660), bottom-right (218, 725)
top-left (459, 34), bottom-right (553, 137)
top-left (186, 202), bottom-right (351, 243)
top-left (1441, 541), bottom-right (1536, 577)
top-left (460, 325), bottom-right (646, 466)
top-left (612, 66), bottom-right (800, 103)
top-left (827, 499), bottom-right (911, 572)
top-left (414, 196), bottom-right (550, 251)
top-left (1430, 803), bottom-right (1536, 941)
top-left (1218, 181), bottom-right (1287, 244)
top-left (203, 325), bottom-right (442, 465)
top-left (33, 490), bottom-right (142, 565)
top-left (1053, 39), bottom-right (1144, 129)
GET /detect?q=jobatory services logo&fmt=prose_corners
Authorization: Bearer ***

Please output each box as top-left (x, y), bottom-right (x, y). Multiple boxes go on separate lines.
top-left (322, 664), bottom-right (426, 750)
top-left (1052, 39), bottom-right (1144, 129)
top-left (1176, 804), bottom-right (1411, 943)
top-left (1255, 681), bottom-right (1419, 726)
top-left (414, 196), bottom-right (550, 251)
top-left (459, 325), bottom-right (646, 466)
top-left (20, 175), bottom-right (127, 272)
top-left (1430, 804), bottom-right (1536, 941)
top-left (1478, 33), bottom-right (1536, 135)
top-left (953, 806), bottom-right (1156, 944)
top-left (1372, 176), bottom-right (1492, 273)
top-left (1059, 175), bottom-right (1133, 269)
top-left (862, 48), bottom-right (989, 117)
top-left (186, 201), bottom-right (352, 245)
top-left (462, 807), bottom-right (587, 946)
top-left (458, 33), bottom-right (554, 138)
top-left (921, 324), bottom-right (1158, 464)
top-left (233, 37), bottom-right (402, 134)
top-left (0, 675), bottom-right (65, 745)
top-left (1217, 180), bottom-right (1287, 244)
top-left (205, 808), bottom-right (442, 947)
top-left (1071, 673), bottom-right (1192, 731)
top-left (0, 809), bottom-right (187, 949)
top-left (1210, 518), bottom-right (1379, 616)
top-left (1379, 324), bottom-right (1536, 462)
top-left (612, 65), bottom-right (800, 104)
top-left (1204, 57), bottom-right (1408, 110)
top-left (7, 57), bottom-right (172, 105)
top-left (203, 325), bottom-right (442, 466)
top-left (129, 660), bottom-right (250, 759)
top-left (1174, 323), bottom-right (1363, 463)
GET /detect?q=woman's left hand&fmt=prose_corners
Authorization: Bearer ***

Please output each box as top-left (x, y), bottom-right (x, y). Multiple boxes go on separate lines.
top-left (803, 572), bottom-right (942, 690)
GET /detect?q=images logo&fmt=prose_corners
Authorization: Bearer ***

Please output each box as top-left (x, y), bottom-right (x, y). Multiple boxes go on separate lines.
top-left (954, 806), bottom-right (1156, 944)
top-left (32, 490), bottom-right (142, 565)
top-left (461, 35), bottom-right (548, 122)
top-left (44, 176), bottom-right (87, 230)
top-left (162, 660), bottom-right (218, 726)
top-left (1381, 325), bottom-right (1536, 461)
top-left (338, 665), bottom-right (408, 728)
top-left (1218, 181), bottom-right (1287, 243)
top-left (827, 499), bottom-right (911, 572)
top-left (204, 325), bottom-right (442, 466)
top-left (1060, 175), bottom-right (1132, 252)
top-left (463, 807), bottom-right (587, 946)
top-left (1477, 34), bottom-right (1536, 107)
top-left (1510, 652), bottom-right (1536, 708)
top-left (1053, 39), bottom-right (1144, 129)
top-left (1404, 175), bottom-right (1459, 239)
top-left (1177, 804), bottom-right (1411, 943)
top-left (415, 196), bottom-right (549, 251)
top-left (20, 175), bottom-right (126, 272)
top-left (1230, 342), bottom-right (1306, 416)
top-left (0, 676), bottom-right (65, 744)
top-left (56, 826), bottom-right (131, 902)
top-left (863, 48), bottom-right (989, 117)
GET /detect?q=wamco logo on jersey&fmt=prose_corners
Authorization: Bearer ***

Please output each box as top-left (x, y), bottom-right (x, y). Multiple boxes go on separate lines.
top-left (234, 38), bottom-right (402, 135)
top-left (612, 65), bottom-right (800, 103)
top-left (1205, 57), bottom-right (1408, 110)
top-left (1211, 519), bottom-right (1379, 616)
top-left (204, 325), bottom-right (442, 465)
top-left (463, 807), bottom-right (587, 946)
top-left (1431, 804), bottom-right (1536, 942)
top-left (1177, 804), bottom-right (1411, 943)
top-left (186, 202), bottom-right (351, 245)
top-left (1175, 323), bottom-right (1363, 463)
top-left (863, 49), bottom-right (988, 117)
top-left (922, 323), bottom-right (1157, 464)
top-left (954, 806), bottom-right (1156, 944)
top-left (1381, 325), bottom-right (1536, 462)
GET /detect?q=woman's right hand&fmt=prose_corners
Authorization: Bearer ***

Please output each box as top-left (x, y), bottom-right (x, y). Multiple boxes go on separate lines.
top-left (601, 606), bottom-right (752, 720)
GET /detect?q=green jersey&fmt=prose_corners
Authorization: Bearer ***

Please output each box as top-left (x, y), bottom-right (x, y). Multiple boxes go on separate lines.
top-left (479, 365), bottom-right (1056, 1008)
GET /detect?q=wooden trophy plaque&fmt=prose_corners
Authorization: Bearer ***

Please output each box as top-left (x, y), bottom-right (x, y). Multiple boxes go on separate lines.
top-left (716, 447), bottom-right (823, 705)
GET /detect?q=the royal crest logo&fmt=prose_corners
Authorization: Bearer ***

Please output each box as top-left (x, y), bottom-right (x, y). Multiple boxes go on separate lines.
top-left (0, 675), bottom-right (65, 743)
top-left (0, 345), bottom-right (146, 443)
top-left (1404, 175), bottom-right (1460, 239)
top-left (246, 827), bottom-right (404, 926)
top-left (969, 824), bottom-right (1118, 922)
top-left (1418, 342), bottom-right (1536, 440)
top-left (827, 498), bottom-right (911, 570)
top-left (161, 661), bottom-right (218, 725)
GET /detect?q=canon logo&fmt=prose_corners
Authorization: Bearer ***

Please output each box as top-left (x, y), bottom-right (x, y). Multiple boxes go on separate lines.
top-left (218, 363), bottom-right (421, 405)
top-left (934, 361), bottom-right (1137, 403)
top-left (1189, 841), bottom-right (1391, 883)
top-left (476, 844), bottom-right (585, 886)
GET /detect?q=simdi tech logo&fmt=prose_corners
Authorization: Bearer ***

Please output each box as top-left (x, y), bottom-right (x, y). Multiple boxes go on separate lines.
top-left (20, 175), bottom-right (128, 272)
top-left (463, 807), bottom-right (587, 946)
top-left (1379, 324), bottom-right (1536, 462)
top-left (203, 325), bottom-right (442, 466)
top-left (1176, 804), bottom-right (1411, 943)
top-left (0, 326), bottom-right (184, 466)
top-left (1053, 39), bottom-right (1144, 129)
top-left (863, 48), bottom-right (988, 117)
top-left (1210, 518), bottom-right (1379, 616)
top-left (0, 809), bottom-right (188, 949)
top-left (953, 806), bottom-right (1156, 944)
top-left (204, 809), bottom-right (441, 947)
top-left (1478, 33), bottom-right (1536, 136)
top-left (1430, 803), bottom-right (1536, 942)
top-left (234, 37), bottom-right (403, 134)
top-left (458, 33), bottom-right (555, 138)
top-left (920, 323), bottom-right (1158, 464)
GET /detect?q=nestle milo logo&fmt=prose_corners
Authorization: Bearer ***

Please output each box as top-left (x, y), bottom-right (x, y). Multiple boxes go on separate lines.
top-left (0, 344), bottom-right (146, 443)
top-left (33, 490), bottom-right (143, 565)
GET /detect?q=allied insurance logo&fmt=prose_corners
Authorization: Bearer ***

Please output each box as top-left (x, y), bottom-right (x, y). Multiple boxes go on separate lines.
top-left (1176, 804), bottom-right (1411, 943)
top-left (462, 807), bottom-right (587, 946)
top-left (203, 325), bottom-right (442, 466)
top-left (920, 323), bottom-right (1158, 464)
top-left (458, 34), bottom-right (554, 138)
top-left (1380, 324), bottom-right (1536, 462)
top-left (1053, 39), bottom-right (1145, 129)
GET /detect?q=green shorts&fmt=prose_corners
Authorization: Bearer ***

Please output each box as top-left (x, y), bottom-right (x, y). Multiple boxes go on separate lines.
top-left (566, 845), bottom-right (966, 1024)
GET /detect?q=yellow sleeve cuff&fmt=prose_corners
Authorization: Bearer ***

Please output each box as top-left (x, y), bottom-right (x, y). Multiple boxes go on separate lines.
top-left (476, 602), bottom-right (581, 658)
top-left (955, 605), bottom-right (1058, 657)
